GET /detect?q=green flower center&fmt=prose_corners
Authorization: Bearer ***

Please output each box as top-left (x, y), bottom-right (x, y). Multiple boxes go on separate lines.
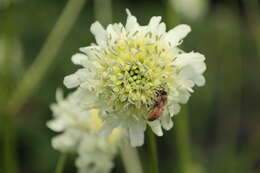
top-left (96, 33), bottom-right (176, 110)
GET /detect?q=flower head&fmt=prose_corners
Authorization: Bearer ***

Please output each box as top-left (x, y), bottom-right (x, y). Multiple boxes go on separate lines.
top-left (64, 10), bottom-right (206, 146)
top-left (170, 0), bottom-right (208, 21)
top-left (47, 89), bottom-right (121, 173)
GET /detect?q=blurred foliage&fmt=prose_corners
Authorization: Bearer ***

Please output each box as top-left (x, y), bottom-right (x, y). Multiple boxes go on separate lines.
top-left (0, 0), bottom-right (260, 173)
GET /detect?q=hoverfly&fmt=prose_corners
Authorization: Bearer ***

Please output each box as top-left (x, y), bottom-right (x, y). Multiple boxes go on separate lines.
top-left (147, 90), bottom-right (167, 121)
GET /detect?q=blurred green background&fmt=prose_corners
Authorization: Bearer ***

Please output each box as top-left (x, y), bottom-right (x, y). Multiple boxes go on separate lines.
top-left (0, 0), bottom-right (260, 172)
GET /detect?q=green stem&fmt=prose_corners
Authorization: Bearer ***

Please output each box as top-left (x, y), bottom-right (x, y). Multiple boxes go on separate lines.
top-left (2, 112), bottom-right (18, 173)
top-left (1, 4), bottom-right (18, 173)
top-left (7, 0), bottom-right (87, 115)
top-left (175, 106), bottom-right (191, 173)
top-left (147, 128), bottom-right (159, 173)
top-left (120, 144), bottom-right (143, 173)
top-left (165, 2), bottom-right (192, 172)
top-left (94, 0), bottom-right (112, 25)
top-left (55, 153), bottom-right (68, 173)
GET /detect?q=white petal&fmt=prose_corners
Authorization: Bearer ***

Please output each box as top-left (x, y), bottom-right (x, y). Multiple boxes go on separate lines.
top-left (168, 103), bottom-right (181, 117)
top-left (148, 16), bottom-right (166, 36)
top-left (178, 67), bottom-right (200, 87)
top-left (71, 53), bottom-right (87, 65)
top-left (175, 52), bottom-right (206, 70)
top-left (51, 132), bottom-right (78, 152)
top-left (163, 24), bottom-right (191, 47)
top-left (100, 124), bottom-right (115, 138)
top-left (80, 45), bottom-right (99, 56)
top-left (193, 75), bottom-right (205, 86)
top-left (90, 21), bottom-right (107, 44)
top-left (111, 23), bottom-right (124, 33)
top-left (148, 16), bottom-right (161, 28)
top-left (148, 120), bottom-right (163, 136)
top-left (106, 24), bottom-right (121, 43)
top-left (99, 116), bottom-right (119, 138)
top-left (46, 119), bottom-right (65, 132)
top-left (125, 9), bottom-right (139, 32)
top-left (177, 89), bottom-right (191, 104)
top-left (55, 88), bottom-right (64, 102)
top-left (175, 52), bottom-right (206, 86)
top-left (161, 114), bottom-right (173, 130)
top-left (157, 23), bottom-right (166, 35)
top-left (63, 69), bottom-right (88, 88)
top-left (64, 75), bottom-right (79, 88)
top-left (128, 121), bottom-right (146, 147)
top-left (75, 89), bottom-right (100, 109)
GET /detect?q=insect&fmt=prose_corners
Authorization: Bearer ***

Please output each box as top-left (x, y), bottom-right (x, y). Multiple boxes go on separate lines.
top-left (147, 90), bottom-right (168, 121)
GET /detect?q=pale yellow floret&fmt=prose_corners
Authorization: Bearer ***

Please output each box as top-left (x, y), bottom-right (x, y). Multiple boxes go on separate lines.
top-left (86, 109), bottom-right (104, 131)
top-left (96, 32), bottom-right (176, 110)
top-left (87, 109), bottom-right (122, 145)
top-left (108, 128), bottom-right (122, 145)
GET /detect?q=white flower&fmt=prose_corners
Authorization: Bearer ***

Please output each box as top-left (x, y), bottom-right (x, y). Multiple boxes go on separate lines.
top-left (47, 89), bottom-right (121, 173)
top-left (170, 0), bottom-right (208, 21)
top-left (63, 9), bottom-right (206, 147)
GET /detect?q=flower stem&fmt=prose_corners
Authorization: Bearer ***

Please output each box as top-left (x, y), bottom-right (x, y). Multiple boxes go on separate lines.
top-left (120, 143), bottom-right (143, 173)
top-left (147, 128), bottom-right (159, 173)
top-left (165, 2), bottom-right (191, 172)
top-left (7, 0), bottom-right (87, 115)
top-left (55, 153), bottom-right (67, 173)
top-left (175, 106), bottom-right (191, 173)
top-left (94, 0), bottom-right (112, 25)
top-left (1, 4), bottom-right (18, 173)
top-left (2, 112), bottom-right (18, 173)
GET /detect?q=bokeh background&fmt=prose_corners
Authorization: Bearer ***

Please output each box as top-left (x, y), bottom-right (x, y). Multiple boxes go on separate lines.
top-left (0, 0), bottom-right (260, 173)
